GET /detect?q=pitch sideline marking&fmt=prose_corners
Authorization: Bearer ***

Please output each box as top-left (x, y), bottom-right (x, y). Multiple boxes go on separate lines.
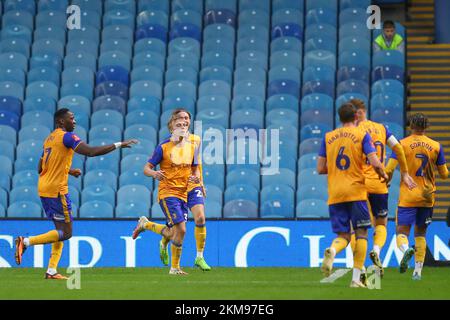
top-left (320, 268), bottom-right (352, 283)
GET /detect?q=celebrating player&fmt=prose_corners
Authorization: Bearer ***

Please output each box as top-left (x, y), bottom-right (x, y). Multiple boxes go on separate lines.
top-left (385, 113), bottom-right (448, 280)
top-left (352, 99), bottom-right (417, 276)
top-left (132, 109), bottom-right (201, 275)
top-left (317, 103), bottom-right (388, 288)
top-left (14, 108), bottom-right (137, 279)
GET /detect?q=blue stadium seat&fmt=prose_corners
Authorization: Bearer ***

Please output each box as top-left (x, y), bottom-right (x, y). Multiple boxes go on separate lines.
top-left (339, 7), bottom-right (368, 24)
top-left (102, 25), bottom-right (134, 41)
top-left (0, 96), bottom-right (22, 116)
top-left (0, 52), bottom-right (28, 72)
top-left (297, 184), bottom-right (328, 202)
top-left (96, 65), bottom-right (130, 87)
top-left (303, 66), bottom-right (335, 83)
top-left (170, 23), bottom-right (202, 42)
top-left (196, 109), bottom-right (228, 128)
top-left (203, 38), bottom-right (234, 55)
top-left (306, 8), bottom-right (337, 26)
top-left (226, 169), bottom-right (260, 189)
top-left (62, 67), bottom-right (94, 85)
top-left (0, 124), bottom-right (17, 145)
top-left (204, 24), bottom-right (235, 42)
top-left (270, 51), bottom-right (302, 70)
top-left (335, 93), bottom-right (368, 111)
top-left (4, 0), bottom-right (36, 14)
top-left (233, 80), bottom-right (265, 99)
top-left (371, 108), bottom-right (404, 125)
top-left (266, 94), bottom-right (299, 113)
top-left (338, 80), bottom-right (369, 98)
top-left (205, 9), bottom-right (236, 27)
top-left (12, 170), bottom-right (38, 188)
top-left (372, 79), bottom-right (404, 96)
top-left (58, 95), bottom-right (91, 115)
top-left (371, 93), bottom-right (404, 112)
top-left (36, 10), bottom-right (67, 28)
top-left (60, 81), bottom-right (93, 101)
top-left (200, 66), bottom-right (232, 84)
top-left (172, 0), bottom-right (203, 13)
top-left (119, 168), bottom-right (151, 189)
top-left (262, 169), bottom-right (295, 189)
top-left (95, 81), bottom-right (129, 100)
top-left (122, 138), bottom-right (155, 158)
top-left (7, 202), bottom-right (42, 218)
top-left (130, 80), bottom-right (162, 100)
top-left (71, 0), bottom-right (103, 12)
top-left (124, 125), bottom-right (157, 143)
top-left (79, 201), bottom-right (114, 218)
top-left (1, 24), bottom-right (32, 43)
top-left (272, 23), bottom-right (303, 42)
top-left (121, 154), bottom-right (148, 172)
top-left (235, 66), bottom-right (266, 84)
top-left (0, 38), bottom-right (30, 58)
top-left (305, 24), bottom-right (337, 42)
top-left (89, 124), bottom-right (122, 142)
top-left (239, 0), bottom-right (269, 12)
top-left (0, 82), bottom-right (23, 101)
top-left (164, 80), bottom-right (197, 100)
top-left (135, 24), bottom-right (168, 43)
top-left (197, 96), bottom-right (229, 114)
top-left (299, 138), bottom-right (322, 156)
top-left (372, 65), bottom-right (404, 83)
top-left (126, 109), bottom-right (158, 128)
top-left (32, 38), bottom-right (64, 59)
top-left (260, 184), bottom-right (295, 218)
top-left (199, 80), bottom-right (231, 100)
top-left (266, 109), bottom-right (299, 127)
top-left (138, 0), bottom-right (169, 13)
top-left (236, 50), bottom-right (268, 70)
top-left (79, 9), bottom-right (102, 29)
top-left (0, 67), bottom-right (26, 87)
top-left (339, 36), bottom-right (370, 53)
top-left (103, 10), bottom-right (135, 29)
top-left (271, 36), bottom-right (302, 55)
top-left (223, 199), bottom-right (258, 218)
top-left (273, 8), bottom-right (304, 26)
top-left (337, 66), bottom-right (370, 83)
top-left (296, 199), bottom-right (328, 218)
top-left (171, 9), bottom-right (202, 28)
top-left (304, 36), bottom-right (336, 53)
top-left (273, 0), bottom-right (304, 11)
top-left (84, 169), bottom-right (118, 191)
top-left (127, 96), bottom-right (160, 114)
top-left (237, 37), bottom-right (268, 55)
top-left (201, 51), bottom-right (234, 71)
top-left (2, 10), bottom-right (34, 30)
top-left (167, 51), bottom-right (200, 71)
top-left (134, 38), bottom-right (166, 56)
top-left (0, 155), bottom-right (13, 177)
top-left (304, 50), bottom-right (337, 70)
top-left (302, 80), bottom-right (334, 98)
top-left (169, 37), bottom-right (201, 57)
top-left (339, 50), bottom-right (370, 68)
top-left (300, 123), bottom-right (331, 141)
top-left (339, 22), bottom-right (370, 38)
top-left (231, 109), bottom-right (264, 130)
top-left (232, 94), bottom-right (264, 112)
top-left (239, 24), bottom-right (269, 43)
top-left (23, 96), bottom-right (55, 114)
top-left (92, 95), bottom-right (126, 115)
top-left (116, 201), bottom-right (150, 218)
top-left (21, 111), bottom-right (53, 129)
top-left (239, 9), bottom-right (269, 28)
top-left (68, 26), bottom-right (100, 44)
top-left (161, 93), bottom-right (195, 113)
top-left (64, 52), bottom-right (97, 72)
top-left (19, 125), bottom-right (51, 143)
top-left (117, 184), bottom-right (151, 208)
top-left (298, 153), bottom-right (319, 170)
top-left (133, 51), bottom-right (165, 71)
top-left (28, 67), bottom-right (60, 87)
top-left (0, 111), bottom-right (20, 130)
top-left (98, 51), bottom-right (131, 72)
top-left (132, 65), bottom-right (164, 85)
top-left (0, 140), bottom-right (14, 161)
top-left (82, 185), bottom-right (116, 206)
top-left (66, 39), bottom-right (98, 56)
top-left (340, 0), bottom-right (371, 10)
top-left (91, 110), bottom-right (124, 131)
top-left (373, 50), bottom-right (405, 69)
top-left (10, 186), bottom-right (40, 204)
top-left (268, 80), bottom-right (300, 99)
top-left (26, 81), bottom-right (59, 101)
top-left (224, 184), bottom-right (258, 206)
top-left (298, 168), bottom-right (327, 186)
top-left (137, 9), bottom-right (168, 29)
top-left (384, 122), bottom-right (404, 139)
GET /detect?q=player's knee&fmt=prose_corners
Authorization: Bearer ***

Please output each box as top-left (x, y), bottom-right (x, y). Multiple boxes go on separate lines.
top-left (355, 228), bottom-right (368, 238)
top-left (61, 231), bottom-right (72, 241)
top-left (195, 215), bottom-right (205, 225)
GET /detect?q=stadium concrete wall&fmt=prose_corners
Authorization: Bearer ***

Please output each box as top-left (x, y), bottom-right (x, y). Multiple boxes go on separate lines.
top-left (0, 220), bottom-right (448, 268)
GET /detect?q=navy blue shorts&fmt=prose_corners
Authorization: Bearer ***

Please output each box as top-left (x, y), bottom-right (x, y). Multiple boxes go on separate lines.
top-left (368, 193), bottom-right (388, 218)
top-left (329, 201), bottom-right (372, 234)
top-left (187, 187), bottom-right (205, 209)
top-left (159, 197), bottom-right (188, 227)
top-left (40, 194), bottom-right (73, 223)
top-left (397, 207), bottom-right (433, 227)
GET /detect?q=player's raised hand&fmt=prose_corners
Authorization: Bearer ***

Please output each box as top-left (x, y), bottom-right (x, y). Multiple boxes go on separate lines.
top-left (152, 170), bottom-right (166, 181)
top-left (121, 139), bottom-right (139, 148)
top-left (401, 172), bottom-right (417, 190)
top-left (69, 168), bottom-right (82, 178)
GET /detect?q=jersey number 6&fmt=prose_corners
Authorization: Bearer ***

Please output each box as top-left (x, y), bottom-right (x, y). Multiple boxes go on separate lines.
top-left (336, 147), bottom-right (350, 170)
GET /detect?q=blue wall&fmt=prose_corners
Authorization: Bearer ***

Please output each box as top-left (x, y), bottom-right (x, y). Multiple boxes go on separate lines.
top-left (0, 220), bottom-right (448, 268)
top-left (435, 0), bottom-right (450, 43)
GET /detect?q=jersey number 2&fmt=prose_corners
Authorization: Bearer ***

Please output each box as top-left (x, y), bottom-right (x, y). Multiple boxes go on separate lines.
top-left (336, 147), bottom-right (350, 170)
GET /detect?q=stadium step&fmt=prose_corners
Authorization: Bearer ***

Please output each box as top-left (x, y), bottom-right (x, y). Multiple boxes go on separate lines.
top-left (406, 0), bottom-right (450, 219)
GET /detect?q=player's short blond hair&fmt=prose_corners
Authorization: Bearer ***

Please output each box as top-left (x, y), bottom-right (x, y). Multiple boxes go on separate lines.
top-left (167, 108), bottom-right (191, 133)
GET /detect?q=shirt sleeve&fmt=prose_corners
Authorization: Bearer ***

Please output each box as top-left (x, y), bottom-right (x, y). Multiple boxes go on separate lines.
top-left (390, 151), bottom-right (398, 160)
top-left (362, 133), bottom-right (376, 155)
top-left (383, 124), bottom-right (393, 141)
top-left (148, 144), bottom-right (163, 166)
top-left (436, 144), bottom-right (446, 166)
top-left (63, 132), bottom-right (82, 150)
top-left (318, 138), bottom-right (327, 158)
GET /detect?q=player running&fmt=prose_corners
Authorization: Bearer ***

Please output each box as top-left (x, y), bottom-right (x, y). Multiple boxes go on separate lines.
top-left (14, 108), bottom-right (137, 279)
top-left (385, 113), bottom-right (448, 280)
top-left (132, 109), bottom-right (201, 275)
top-left (352, 99), bottom-right (417, 276)
top-left (317, 103), bottom-right (388, 288)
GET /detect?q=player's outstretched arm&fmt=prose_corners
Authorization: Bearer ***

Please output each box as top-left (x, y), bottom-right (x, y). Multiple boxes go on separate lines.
top-left (367, 152), bottom-right (388, 182)
top-left (143, 163), bottom-right (166, 180)
top-left (75, 139), bottom-right (138, 157)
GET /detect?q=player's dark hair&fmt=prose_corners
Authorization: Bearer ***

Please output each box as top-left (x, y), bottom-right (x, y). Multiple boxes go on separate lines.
top-left (338, 103), bottom-right (357, 123)
top-left (383, 20), bottom-right (395, 29)
top-left (350, 98), bottom-right (366, 111)
top-left (167, 108), bottom-right (191, 132)
top-left (54, 108), bottom-right (70, 124)
top-left (409, 113), bottom-right (429, 131)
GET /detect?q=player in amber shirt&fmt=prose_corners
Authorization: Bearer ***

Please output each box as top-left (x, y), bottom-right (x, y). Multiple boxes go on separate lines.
top-left (317, 103), bottom-right (388, 288)
top-left (15, 108), bottom-right (137, 279)
top-left (132, 109), bottom-right (201, 275)
top-left (352, 99), bottom-right (416, 276)
top-left (385, 113), bottom-right (448, 280)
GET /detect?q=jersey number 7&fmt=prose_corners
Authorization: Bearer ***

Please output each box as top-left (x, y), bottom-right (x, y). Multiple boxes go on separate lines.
top-left (415, 153), bottom-right (429, 177)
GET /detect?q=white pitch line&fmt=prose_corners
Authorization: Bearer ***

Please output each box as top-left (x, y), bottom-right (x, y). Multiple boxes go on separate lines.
top-left (320, 268), bottom-right (352, 283)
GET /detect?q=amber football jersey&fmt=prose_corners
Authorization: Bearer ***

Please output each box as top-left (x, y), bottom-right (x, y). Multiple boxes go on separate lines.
top-left (392, 134), bottom-right (446, 207)
top-left (38, 128), bottom-right (82, 197)
top-left (319, 127), bottom-right (376, 205)
top-left (186, 133), bottom-right (204, 192)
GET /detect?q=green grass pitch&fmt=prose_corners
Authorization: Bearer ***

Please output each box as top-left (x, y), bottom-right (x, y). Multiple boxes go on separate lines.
top-left (0, 267), bottom-right (449, 300)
